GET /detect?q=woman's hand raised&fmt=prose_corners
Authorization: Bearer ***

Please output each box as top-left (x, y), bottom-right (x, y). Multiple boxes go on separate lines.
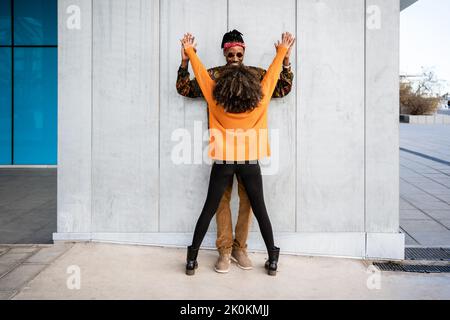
top-left (274, 32), bottom-right (296, 53)
top-left (180, 33), bottom-right (197, 52)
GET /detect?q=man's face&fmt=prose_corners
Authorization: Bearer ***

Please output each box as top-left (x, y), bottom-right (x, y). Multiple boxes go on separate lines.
top-left (224, 46), bottom-right (245, 66)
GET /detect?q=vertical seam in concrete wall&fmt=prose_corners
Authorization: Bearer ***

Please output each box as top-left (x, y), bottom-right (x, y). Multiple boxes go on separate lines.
top-left (227, 0), bottom-right (229, 30)
top-left (90, 0), bottom-right (94, 237)
top-left (158, 0), bottom-right (161, 232)
top-left (364, 0), bottom-right (368, 257)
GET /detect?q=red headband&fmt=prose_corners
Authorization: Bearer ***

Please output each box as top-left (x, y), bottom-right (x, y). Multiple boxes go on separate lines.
top-left (223, 42), bottom-right (246, 51)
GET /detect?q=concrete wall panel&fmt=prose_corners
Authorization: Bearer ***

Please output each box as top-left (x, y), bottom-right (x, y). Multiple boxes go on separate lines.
top-left (57, 0), bottom-right (92, 233)
top-left (366, 0), bottom-right (400, 233)
top-left (91, 0), bottom-right (159, 232)
top-left (297, 0), bottom-right (365, 232)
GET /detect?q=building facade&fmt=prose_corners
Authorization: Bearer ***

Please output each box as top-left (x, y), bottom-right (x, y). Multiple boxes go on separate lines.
top-left (51, 0), bottom-right (416, 260)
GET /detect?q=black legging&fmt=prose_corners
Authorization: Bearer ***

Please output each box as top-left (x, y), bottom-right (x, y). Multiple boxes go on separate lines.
top-left (191, 161), bottom-right (276, 251)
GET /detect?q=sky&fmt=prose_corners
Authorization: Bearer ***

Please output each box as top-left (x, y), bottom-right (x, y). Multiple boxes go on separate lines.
top-left (400, 0), bottom-right (450, 94)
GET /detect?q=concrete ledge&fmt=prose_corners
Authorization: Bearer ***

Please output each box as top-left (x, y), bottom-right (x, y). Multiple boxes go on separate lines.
top-left (54, 232), bottom-right (403, 260)
top-left (366, 232), bottom-right (405, 260)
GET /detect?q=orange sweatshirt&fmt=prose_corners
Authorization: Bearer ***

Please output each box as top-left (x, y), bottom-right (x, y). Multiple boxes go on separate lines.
top-left (185, 45), bottom-right (288, 161)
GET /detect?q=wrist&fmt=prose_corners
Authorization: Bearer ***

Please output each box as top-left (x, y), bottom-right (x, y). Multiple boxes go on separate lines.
top-left (181, 60), bottom-right (189, 68)
top-left (283, 61), bottom-right (291, 69)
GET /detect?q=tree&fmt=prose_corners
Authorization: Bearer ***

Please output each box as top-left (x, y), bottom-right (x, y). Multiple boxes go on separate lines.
top-left (400, 68), bottom-right (443, 115)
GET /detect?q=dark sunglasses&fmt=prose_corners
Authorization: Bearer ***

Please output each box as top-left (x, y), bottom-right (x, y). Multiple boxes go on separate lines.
top-left (227, 52), bottom-right (244, 58)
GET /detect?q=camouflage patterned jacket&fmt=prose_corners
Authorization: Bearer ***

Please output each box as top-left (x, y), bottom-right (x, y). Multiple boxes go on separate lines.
top-left (176, 65), bottom-right (294, 99)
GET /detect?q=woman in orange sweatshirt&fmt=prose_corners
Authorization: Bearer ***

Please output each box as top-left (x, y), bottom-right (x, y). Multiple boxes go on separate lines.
top-left (182, 32), bottom-right (295, 276)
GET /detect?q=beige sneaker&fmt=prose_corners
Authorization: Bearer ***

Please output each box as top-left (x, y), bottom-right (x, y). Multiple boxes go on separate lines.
top-left (214, 253), bottom-right (231, 273)
top-left (231, 249), bottom-right (253, 270)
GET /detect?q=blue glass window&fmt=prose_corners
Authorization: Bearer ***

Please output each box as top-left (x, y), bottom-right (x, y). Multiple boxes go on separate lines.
top-left (14, 47), bottom-right (57, 165)
top-left (14, 0), bottom-right (57, 45)
top-left (0, 48), bottom-right (12, 164)
top-left (1, 1), bottom-right (57, 165)
top-left (0, 0), bottom-right (11, 45)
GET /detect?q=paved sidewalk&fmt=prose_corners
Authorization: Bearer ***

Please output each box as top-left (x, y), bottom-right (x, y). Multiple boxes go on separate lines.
top-left (1, 243), bottom-right (449, 300)
top-left (0, 243), bottom-right (73, 299)
top-left (400, 124), bottom-right (450, 246)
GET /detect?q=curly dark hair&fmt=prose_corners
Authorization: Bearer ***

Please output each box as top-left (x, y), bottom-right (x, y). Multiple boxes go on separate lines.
top-left (213, 65), bottom-right (263, 113)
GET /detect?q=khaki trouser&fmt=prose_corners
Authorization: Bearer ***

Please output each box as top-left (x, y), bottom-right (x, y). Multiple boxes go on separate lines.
top-left (215, 175), bottom-right (252, 255)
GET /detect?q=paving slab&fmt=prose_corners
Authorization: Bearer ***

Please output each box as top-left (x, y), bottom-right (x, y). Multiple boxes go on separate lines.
top-left (0, 291), bottom-right (16, 300)
top-left (401, 220), bottom-right (448, 233)
top-left (0, 263), bottom-right (17, 277)
top-left (400, 209), bottom-right (432, 220)
top-left (434, 195), bottom-right (450, 203)
top-left (0, 264), bottom-right (48, 291)
top-left (406, 232), bottom-right (450, 247)
top-left (426, 210), bottom-right (450, 221)
top-left (399, 168), bottom-right (419, 178)
top-left (0, 252), bottom-right (33, 265)
top-left (400, 200), bottom-right (416, 210)
top-left (399, 185), bottom-right (425, 195)
top-left (410, 201), bottom-right (450, 211)
top-left (439, 220), bottom-right (450, 229)
top-left (8, 247), bottom-right (39, 254)
top-left (401, 194), bottom-right (446, 202)
top-left (25, 244), bottom-right (73, 264)
top-left (402, 177), bottom-right (436, 184)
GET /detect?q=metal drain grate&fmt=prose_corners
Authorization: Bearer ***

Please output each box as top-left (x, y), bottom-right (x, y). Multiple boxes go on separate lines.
top-left (405, 248), bottom-right (450, 261)
top-left (373, 248), bottom-right (450, 273)
top-left (374, 262), bottom-right (405, 272)
top-left (402, 265), bottom-right (450, 273)
top-left (374, 262), bottom-right (450, 274)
